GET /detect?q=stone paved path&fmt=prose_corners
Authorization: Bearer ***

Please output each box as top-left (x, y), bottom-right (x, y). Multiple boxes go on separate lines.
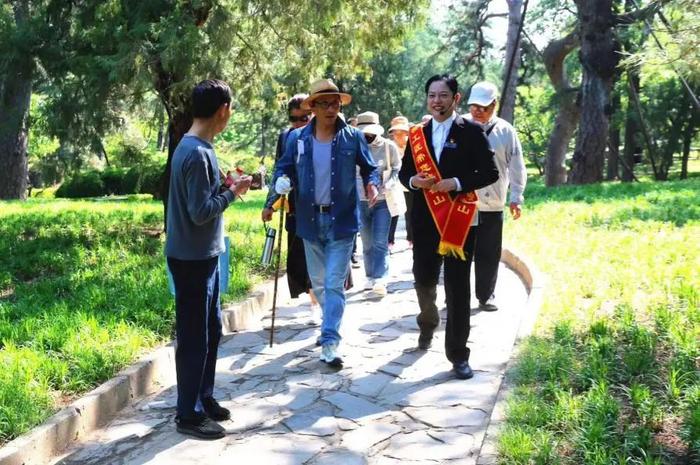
top-left (51, 233), bottom-right (528, 465)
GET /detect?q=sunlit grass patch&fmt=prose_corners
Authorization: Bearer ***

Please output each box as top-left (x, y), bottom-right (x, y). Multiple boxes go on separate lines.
top-left (499, 178), bottom-right (699, 464)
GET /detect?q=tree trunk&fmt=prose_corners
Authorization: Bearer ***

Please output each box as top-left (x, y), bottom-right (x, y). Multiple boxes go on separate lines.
top-left (0, 3), bottom-right (33, 200)
top-left (570, 0), bottom-right (619, 184)
top-left (606, 89), bottom-right (621, 180)
top-left (680, 122), bottom-right (692, 180)
top-left (0, 63), bottom-right (33, 200)
top-left (500, 0), bottom-right (524, 124)
top-left (543, 32), bottom-right (580, 187)
top-left (156, 104), bottom-right (166, 152)
top-left (621, 72), bottom-right (641, 182)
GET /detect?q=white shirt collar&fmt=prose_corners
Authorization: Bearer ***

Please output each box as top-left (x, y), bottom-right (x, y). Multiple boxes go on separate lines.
top-left (432, 111), bottom-right (457, 131)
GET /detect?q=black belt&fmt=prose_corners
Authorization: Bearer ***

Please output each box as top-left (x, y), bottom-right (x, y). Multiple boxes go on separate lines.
top-left (314, 204), bottom-right (331, 213)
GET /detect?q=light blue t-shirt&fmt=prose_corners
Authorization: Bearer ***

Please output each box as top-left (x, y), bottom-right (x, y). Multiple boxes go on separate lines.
top-left (312, 137), bottom-right (332, 205)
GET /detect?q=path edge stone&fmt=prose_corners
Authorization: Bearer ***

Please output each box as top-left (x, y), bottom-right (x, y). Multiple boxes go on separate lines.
top-left (475, 247), bottom-right (545, 465)
top-left (0, 276), bottom-right (288, 465)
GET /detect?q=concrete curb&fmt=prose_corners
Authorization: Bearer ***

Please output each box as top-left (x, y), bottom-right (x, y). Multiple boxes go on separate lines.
top-left (476, 247), bottom-right (545, 465)
top-left (0, 277), bottom-right (287, 465)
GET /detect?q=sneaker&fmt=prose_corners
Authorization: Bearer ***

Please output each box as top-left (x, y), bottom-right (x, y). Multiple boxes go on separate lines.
top-left (320, 343), bottom-right (343, 368)
top-left (363, 278), bottom-right (375, 291)
top-left (202, 397), bottom-right (231, 421)
top-left (478, 297), bottom-right (498, 312)
top-left (308, 304), bottom-right (322, 326)
top-left (372, 280), bottom-right (387, 296)
top-left (175, 413), bottom-right (225, 440)
top-left (351, 254), bottom-right (361, 269)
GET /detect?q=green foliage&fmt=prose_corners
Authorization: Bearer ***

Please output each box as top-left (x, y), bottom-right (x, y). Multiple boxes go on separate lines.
top-left (498, 178), bottom-right (699, 463)
top-left (0, 191), bottom-right (270, 441)
top-left (54, 163), bottom-right (166, 199)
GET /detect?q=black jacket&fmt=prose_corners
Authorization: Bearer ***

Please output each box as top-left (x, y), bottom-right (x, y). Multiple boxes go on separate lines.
top-left (399, 115), bottom-right (499, 241)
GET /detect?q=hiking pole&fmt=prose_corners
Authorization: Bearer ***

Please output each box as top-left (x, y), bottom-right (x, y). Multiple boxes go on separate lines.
top-left (269, 194), bottom-right (286, 347)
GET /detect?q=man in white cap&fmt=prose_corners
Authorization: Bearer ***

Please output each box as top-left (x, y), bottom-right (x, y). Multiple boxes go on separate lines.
top-left (273, 79), bottom-right (380, 368)
top-left (355, 111), bottom-right (402, 296)
top-left (465, 81), bottom-right (527, 312)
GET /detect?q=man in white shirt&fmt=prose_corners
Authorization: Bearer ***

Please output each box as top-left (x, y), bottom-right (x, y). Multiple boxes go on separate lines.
top-left (465, 81), bottom-right (527, 312)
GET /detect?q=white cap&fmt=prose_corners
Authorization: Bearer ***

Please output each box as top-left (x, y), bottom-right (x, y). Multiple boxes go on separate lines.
top-left (467, 82), bottom-right (499, 106)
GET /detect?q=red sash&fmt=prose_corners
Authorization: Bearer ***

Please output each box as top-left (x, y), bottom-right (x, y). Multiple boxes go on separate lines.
top-left (409, 123), bottom-right (478, 261)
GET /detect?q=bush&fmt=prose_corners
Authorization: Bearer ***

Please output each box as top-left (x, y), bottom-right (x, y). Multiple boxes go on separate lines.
top-left (55, 164), bottom-right (165, 199)
top-left (55, 171), bottom-right (105, 198)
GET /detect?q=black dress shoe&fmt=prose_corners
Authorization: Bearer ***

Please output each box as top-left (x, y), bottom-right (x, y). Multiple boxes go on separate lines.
top-left (202, 397), bottom-right (231, 421)
top-left (418, 336), bottom-right (432, 350)
top-left (452, 361), bottom-right (474, 380)
top-left (478, 300), bottom-right (498, 312)
top-left (175, 413), bottom-right (225, 440)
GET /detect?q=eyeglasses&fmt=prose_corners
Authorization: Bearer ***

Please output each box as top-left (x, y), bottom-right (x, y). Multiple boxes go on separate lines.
top-left (470, 103), bottom-right (495, 112)
top-left (289, 115), bottom-right (310, 123)
top-left (313, 99), bottom-right (342, 110)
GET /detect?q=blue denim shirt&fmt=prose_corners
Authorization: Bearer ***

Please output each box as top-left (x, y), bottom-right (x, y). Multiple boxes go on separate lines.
top-left (273, 118), bottom-right (380, 241)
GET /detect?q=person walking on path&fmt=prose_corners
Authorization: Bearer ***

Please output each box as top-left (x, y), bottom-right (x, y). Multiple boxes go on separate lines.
top-left (262, 94), bottom-right (322, 325)
top-left (165, 79), bottom-right (252, 439)
top-left (273, 78), bottom-right (380, 368)
top-left (399, 74), bottom-right (499, 380)
top-left (355, 111), bottom-right (401, 296)
top-left (464, 81), bottom-right (527, 312)
top-left (387, 115), bottom-right (412, 249)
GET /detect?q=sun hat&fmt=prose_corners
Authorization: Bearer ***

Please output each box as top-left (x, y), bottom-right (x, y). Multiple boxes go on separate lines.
top-left (388, 116), bottom-right (410, 133)
top-left (356, 111), bottom-right (385, 136)
top-left (301, 79), bottom-right (352, 110)
top-left (467, 81), bottom-right (499, 106)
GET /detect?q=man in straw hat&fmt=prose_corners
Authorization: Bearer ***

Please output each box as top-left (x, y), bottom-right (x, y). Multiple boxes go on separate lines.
top-left (355, 111), bottom-right (402, 296)
top-left (399, 74), bottom-right (499, 380)
top-left (464, 81), bottom-right (527, 313)
top-left (273, 78), bottom-right (380, 368)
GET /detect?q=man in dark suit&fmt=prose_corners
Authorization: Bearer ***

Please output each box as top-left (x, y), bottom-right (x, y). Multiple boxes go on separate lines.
top-left (399, 74), bottom-right (499, 380)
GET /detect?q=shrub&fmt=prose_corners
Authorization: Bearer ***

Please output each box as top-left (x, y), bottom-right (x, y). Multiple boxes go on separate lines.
top-left (55, 171), bottom-right (105, 198)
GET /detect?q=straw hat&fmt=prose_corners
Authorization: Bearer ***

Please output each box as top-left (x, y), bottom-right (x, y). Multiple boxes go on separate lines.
top-left (388, 116), bottom-right (410, 133)
top-left (301, 79), bottom-right (352, 110)
top-left (356, 111), bottom-right (384, 136)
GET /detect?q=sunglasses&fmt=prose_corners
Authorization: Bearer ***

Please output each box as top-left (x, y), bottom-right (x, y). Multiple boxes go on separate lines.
top-left (289, 115), bottom-right (310, 123)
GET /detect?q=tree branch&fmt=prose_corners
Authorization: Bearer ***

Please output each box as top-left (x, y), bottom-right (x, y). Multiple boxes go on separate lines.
top-left (543, 30), bottom-right (579, 91)
top-left (615, 0), bottom-right (671, 25)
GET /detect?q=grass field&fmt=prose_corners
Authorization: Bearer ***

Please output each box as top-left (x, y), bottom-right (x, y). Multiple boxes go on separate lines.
top-left (499, 178), bottom-right (699, 464)
top-left (0, 190), bottom-right (270, 442)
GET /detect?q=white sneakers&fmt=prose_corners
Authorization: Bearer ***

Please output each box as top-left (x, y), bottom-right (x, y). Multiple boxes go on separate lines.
top-left (320, 343), bottom-right (343, 367)
top-left (372, 280), bottom-right (387, 296)
top-left (363, 278), bottom-right (375, 290)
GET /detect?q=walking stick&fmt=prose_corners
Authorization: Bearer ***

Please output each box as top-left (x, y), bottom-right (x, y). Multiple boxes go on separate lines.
top-left (269, 194), bottom-right (286, 347)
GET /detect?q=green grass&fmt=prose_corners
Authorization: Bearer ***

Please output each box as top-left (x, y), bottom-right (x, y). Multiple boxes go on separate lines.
top-left (0, 191), bottom-right (270, 442)
top-left (498, 178), bottom-right (699, 464)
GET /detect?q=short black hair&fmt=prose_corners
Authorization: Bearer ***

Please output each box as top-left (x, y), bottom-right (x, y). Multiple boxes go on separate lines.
top-left (424, 74), bottom-right (459, 95)
top-left (287, 93), bottom-right (308, 113)
top-left (191, 79), bottom-right (232, 118)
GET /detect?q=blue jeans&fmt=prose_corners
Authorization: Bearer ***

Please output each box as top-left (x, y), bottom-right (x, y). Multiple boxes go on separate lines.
top-left (359, 200), bottom-right (391, 280)
top-left (303, 212), bottom-right (354, 346)
top-left (167, 256), bottom-right (222, 418)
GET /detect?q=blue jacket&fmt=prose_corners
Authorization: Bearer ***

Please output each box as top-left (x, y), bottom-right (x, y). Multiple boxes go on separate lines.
top-left (273, 118), bottom-right (380, 241)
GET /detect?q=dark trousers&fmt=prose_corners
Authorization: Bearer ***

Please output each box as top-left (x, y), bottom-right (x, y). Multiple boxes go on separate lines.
top-left (388, 215), bottom-right (399, 244)
top-left (467, 211), bottom-right (503, 303)
top-left (167, 256), bottom-right (223, 418)
top-left (413, 233), bottom-right (473, 364)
